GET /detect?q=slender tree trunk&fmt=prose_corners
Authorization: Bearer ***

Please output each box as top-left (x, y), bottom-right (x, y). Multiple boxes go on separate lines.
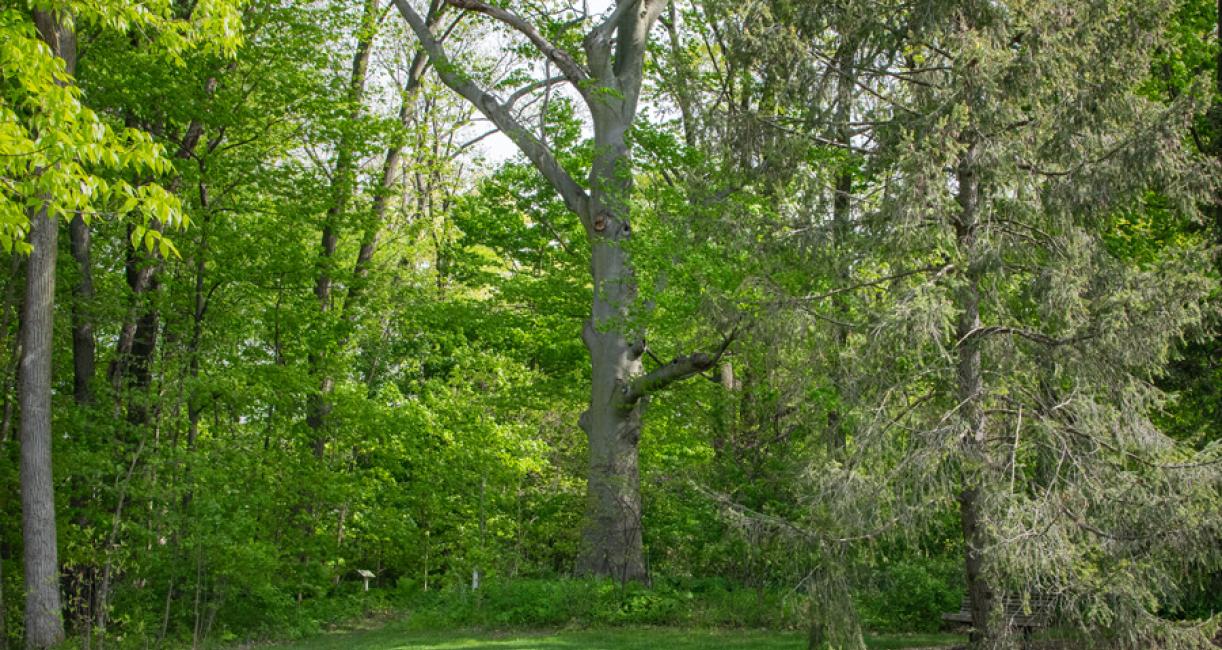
top-left (663, 1), bottom-right (696, 149)
top-left (826, 41), bottom-right (856, 453)
top-left (183, 200), bottom-right (211, 511)
top-left (20, 11), bottom-right (74, 648)
top-left (307, 0), bottom-right (379, 457)
top-left (109, 223), bottom-right (162, 404)
top-left (68, 215), bottom-right (95, 405)
top-left (124, 268), bottom-right (159, 427)
top-left (108, 71), bottom-right (220, 416)
top-left (349, 46), bottom-right (432, 309)
top-left (94, 426), bottom-right (150, 649)
top-left (954, 142), bottom-right (997, 647)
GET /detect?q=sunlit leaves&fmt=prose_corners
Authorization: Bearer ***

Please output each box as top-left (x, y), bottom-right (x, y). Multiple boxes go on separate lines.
top-left (0, 0), bottom-right (241, 254)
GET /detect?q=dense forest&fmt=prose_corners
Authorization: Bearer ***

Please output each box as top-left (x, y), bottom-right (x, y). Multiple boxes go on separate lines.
top-left (1, 0), bottom-right (1220, 649)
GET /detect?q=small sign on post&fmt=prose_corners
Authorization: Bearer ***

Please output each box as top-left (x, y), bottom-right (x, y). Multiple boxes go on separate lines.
top-left (357, 569), bottom-right (375, 591)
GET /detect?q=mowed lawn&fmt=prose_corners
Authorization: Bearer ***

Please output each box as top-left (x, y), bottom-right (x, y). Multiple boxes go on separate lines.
top-left (268, 625), bottom-right (966, 650)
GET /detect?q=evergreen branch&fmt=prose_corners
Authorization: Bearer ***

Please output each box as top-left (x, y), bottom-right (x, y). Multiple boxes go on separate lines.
top-left (956, 326), bottom-right (1095, 348)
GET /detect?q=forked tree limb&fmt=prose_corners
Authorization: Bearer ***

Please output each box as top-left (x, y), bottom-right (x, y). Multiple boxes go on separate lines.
top-left (620, 326), bottom-right (738, 404)
top-left (445, 0), bottom-right (590, 87)
top-left (392, 0), bottom-right (592, 221)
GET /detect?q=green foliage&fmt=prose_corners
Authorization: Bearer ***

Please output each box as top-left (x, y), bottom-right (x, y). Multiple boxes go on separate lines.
top-left (399, 578), bottom-right (801, 630)
top-left (0, 8), bottom-right (181, 251)
top-left (856, 558), bottom-right (964, 633)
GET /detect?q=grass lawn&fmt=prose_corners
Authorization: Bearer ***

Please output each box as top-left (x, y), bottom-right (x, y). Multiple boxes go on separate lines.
top-left (268, 624), bottom-right (965, 650)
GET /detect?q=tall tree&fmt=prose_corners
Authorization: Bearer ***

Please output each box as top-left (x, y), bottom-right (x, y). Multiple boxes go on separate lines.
top-left (306, 0), bottom-right (382, 458)
top-left (819, 1), bottom-right (1222, 646)
top-left (19, 10), bottom-right (75, 647)
top-left (391, 0), bottom-right (735, 581)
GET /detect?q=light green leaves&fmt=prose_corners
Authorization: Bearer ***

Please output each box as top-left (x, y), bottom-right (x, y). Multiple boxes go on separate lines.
top-left (0, 0), bottom-right (240, 255)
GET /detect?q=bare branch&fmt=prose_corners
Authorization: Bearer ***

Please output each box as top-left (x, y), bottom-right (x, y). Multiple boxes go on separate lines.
top-left (458, 127), bottom-right (499, 151)
top-left (445, 0), bottom-right (590, 87)
top-left (955, 325), bottom-right (1095, 348)
top-left (621, 326), bottom-right (738, 403)
top-left (505, 74), bottom-right (568, 108)
top-left (391, 0), bottom-right (591, 218)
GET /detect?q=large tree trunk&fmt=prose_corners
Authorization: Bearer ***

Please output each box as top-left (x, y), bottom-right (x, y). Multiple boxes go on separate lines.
top-left (20, 11), bottom-right (73, 649)
top-left (575, 100), bottom-right (648, 582)
top-left (953, 142), bottom-right (997, 647)
top-left (575, 400), bottom-right (647, 581)
top-left (577, 322), bottom-right (647, 581)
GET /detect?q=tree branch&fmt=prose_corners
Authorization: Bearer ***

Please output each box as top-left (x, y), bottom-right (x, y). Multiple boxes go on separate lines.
top-left (587, 0), bottom-right (640, 44)
top-left (445, 0), bottom-right (590, 88)
top-left (391, 0), bottom-right (590, 218)
top-left (505, 74), bottom-right (568, 108)
top-left (582, 0), bottom-right (640, 73)
top-left (956, 325), bottom-right (1095, 348)
top-left (621, 326), bottom-right (738, 404)
top-left (587, 0), bottom-right (664, 105)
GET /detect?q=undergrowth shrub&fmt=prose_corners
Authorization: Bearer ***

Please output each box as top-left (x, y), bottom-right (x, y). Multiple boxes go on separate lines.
top-left (855, 558), bottom-right (963, 632)
top-left (397, 577), bottom-right (803, 630)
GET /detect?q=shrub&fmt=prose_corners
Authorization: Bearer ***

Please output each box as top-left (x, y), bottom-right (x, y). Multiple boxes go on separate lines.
top-left (397, 576), bottom-right (802, 630)
top-left (856, 558), bottom-right (963, 632)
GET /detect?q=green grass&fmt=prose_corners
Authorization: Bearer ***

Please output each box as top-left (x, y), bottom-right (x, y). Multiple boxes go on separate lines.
top-left (268, 624), bottom-right (965, 650)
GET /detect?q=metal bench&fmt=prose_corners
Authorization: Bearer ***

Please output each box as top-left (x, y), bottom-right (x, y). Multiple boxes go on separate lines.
top-left (942, 593), bottom-right (1055, 631)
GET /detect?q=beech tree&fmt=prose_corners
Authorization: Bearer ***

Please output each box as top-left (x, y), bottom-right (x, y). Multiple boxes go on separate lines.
top-left (390, 0), bottom-right (735, 581)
